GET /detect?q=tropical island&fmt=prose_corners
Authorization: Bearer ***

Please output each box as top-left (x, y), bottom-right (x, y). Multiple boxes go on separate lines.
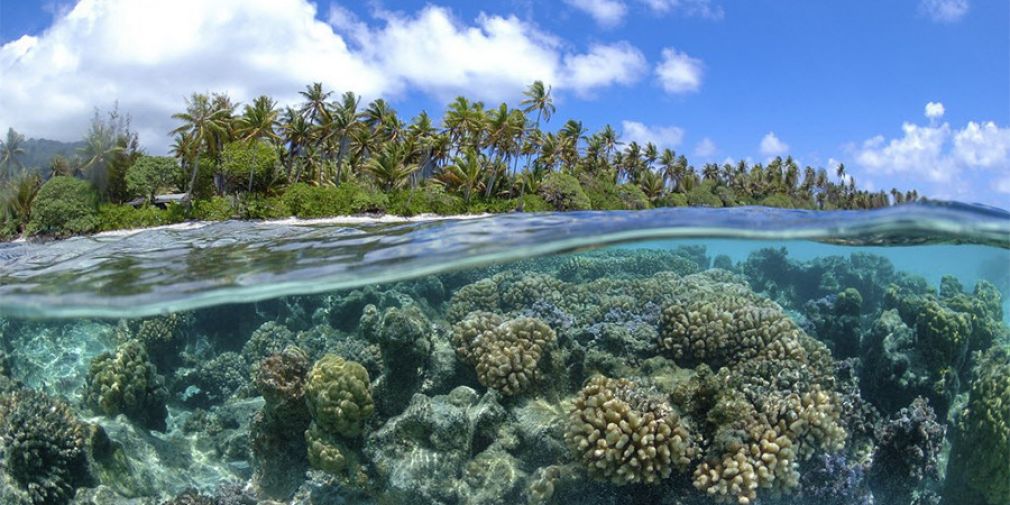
top-left (0, 81), bottom-right (918, 241)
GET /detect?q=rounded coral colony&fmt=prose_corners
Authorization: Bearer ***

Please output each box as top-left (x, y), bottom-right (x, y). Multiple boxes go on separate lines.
top-left (1, 246), bottom-right (1006, 505)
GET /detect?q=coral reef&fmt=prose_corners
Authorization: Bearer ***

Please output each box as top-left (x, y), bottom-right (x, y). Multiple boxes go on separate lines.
top-left (565, 376), bottom-right (697, 485)
top-left (83, 339), bottom-right (169, 431)
top-left (0, 388), bottom-right (91, 505)
top-left (944, 345), bottom-right (1010, 505)
top-left (452, 314), bottom-right (557, 396)
top-left (303, 354), bottom-right (374, 482)
top-left (250, 347), bottom-right (312, 499)
top-left (869, 397), bottom-right (944, 504)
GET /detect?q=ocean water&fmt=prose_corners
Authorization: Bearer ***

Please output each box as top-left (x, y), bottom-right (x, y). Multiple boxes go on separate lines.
top-left (0, 204), bottom-right (1008, 505)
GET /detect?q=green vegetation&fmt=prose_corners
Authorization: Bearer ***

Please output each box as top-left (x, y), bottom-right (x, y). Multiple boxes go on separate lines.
top-left (26, 176), bottom-right (100, 237)
top-left (0, 81), bottom-right (920, 240)
top-left (126, 155), bottom-right (180, 203)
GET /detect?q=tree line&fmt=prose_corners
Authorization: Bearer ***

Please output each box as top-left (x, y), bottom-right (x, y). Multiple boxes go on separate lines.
top-left (1, 81), bottom-right (920, 238)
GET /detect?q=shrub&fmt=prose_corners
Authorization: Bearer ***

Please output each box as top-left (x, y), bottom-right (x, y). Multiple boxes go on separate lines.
top-left (538, 172), bottom-right (591, 211)
top-left (655, 192), bottom-right (688, 208)
top-left (191, 196), bottom-right (237, 221)
top-left (126, 155), bottom-right (180, 202)
top-left (27, 176), bottom-right (100, 237)
top-left (519, 193), bottom-right (552, 212)
top-left (97, 204), bottom-right (182, 231)
top-left (686, 182), bottom-right (723, 208)
top-left (615, 184), bottom-right (651, 210)
top-left (282, 182), bottom-right (388, 218)
top-left (238, 195), bottom-right (290, 220)
top-left (220, 140), bottom-right (281, 193)
top-left (388, 185), bottom-right (465, 216)
top-left (758, 193), bottom-right (795, 208)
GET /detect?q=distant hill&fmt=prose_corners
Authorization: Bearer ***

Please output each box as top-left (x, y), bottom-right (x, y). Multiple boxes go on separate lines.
top-left (15, 137), bottom-right (85, 173)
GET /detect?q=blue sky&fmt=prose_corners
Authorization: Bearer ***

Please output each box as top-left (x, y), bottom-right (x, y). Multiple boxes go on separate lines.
top-left (1, 0), bottom-right (1007, 206)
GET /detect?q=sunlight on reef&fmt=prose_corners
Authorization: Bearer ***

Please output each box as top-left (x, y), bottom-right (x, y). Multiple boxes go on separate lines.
top-left (0, 242), bottom-right (1007, 504)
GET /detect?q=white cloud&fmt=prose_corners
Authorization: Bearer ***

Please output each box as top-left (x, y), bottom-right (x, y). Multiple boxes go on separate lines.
top-left (564, 0), bottom-right (627, 27)
top-left (759, 132), bottom-right (789, 156)
top-left (0, 0), bottom-right (648, 150)
top-left (953, 121), bottom-right (1010, 167)
top-left (919, 0), bottom-right (969, 22)
top-left (640, 0), bottom-right (724, 20)
top-left (996, 175), bottom-right (1010, 195)
top-left (655, 48), bottom-right (704, 94)
top-left (850, 104), bottom-right (1010, 203)
top-left (620, 120), bottom-right (684, 148)
top-left (694, 137), bottom-right (717, 157)
top-left (561, 42), bottom-right (647, 96)
top-left (925, 101), bottom-right (945, 120)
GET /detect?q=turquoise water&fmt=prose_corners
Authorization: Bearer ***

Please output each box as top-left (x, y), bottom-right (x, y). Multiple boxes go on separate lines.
top-left (0, 204), bottom-right (1008, 505)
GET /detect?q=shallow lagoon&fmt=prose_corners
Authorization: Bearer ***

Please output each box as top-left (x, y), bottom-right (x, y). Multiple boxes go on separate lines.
top-left (0, 205), bottom-right (1008, 505)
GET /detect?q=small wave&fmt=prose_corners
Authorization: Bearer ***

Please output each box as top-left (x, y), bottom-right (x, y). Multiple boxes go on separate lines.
top-left (1, 203), bottom-right (1007, 319)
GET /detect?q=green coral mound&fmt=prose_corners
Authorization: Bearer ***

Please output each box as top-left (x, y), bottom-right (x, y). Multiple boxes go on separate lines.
top-left (305, 354), bottom-right (374, 438)
top-left (303, 354), bottom-right (374, 481)
top-left (452, 314), bottom-right (556, 396)
top-left (945, 345), bottom-right (1010, 505)
top-left (565, 376), bottom-right (697, 485)
top-left (0, 388), bottom-right (90, 505)
top-left (83, 339), bottom-right (169, 431)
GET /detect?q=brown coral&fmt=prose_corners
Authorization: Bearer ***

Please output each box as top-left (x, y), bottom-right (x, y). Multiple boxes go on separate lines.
top-left (565, 376), bottom-right (697, 485)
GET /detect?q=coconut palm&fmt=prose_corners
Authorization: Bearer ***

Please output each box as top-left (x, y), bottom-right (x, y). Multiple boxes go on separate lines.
top-left (437, 148), bottom-right (486, 203)
top-left (1, 171), bottom-right (41, 233)
top-left (364, 143), bottom-right (418, 191)
top-left (172, 93), bottom-right (233, 200)
top-left (0, 128), bottom-right (26, 178)
top-left (237, 95), bottom-right (281, 144)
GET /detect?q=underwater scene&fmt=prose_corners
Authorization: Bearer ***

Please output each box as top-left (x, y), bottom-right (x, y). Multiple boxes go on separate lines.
top-left (1, 206), bottom-right (1009, 505)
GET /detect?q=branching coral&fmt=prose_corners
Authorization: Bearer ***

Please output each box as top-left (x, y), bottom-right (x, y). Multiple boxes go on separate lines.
top-left (869, 396), bottom-right (943, 504)
top-left (452, 314), bottom-right (556, 396)
top-left (0, 388), bottom-right (90, 505)
top-left (565, 376), bottom-right (697, 485)
top-left (84, 339), bottom-right (169, 431)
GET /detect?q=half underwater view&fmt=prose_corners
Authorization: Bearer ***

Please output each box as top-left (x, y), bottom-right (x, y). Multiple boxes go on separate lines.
top-left (0, 206), bottom-right (1008, 505)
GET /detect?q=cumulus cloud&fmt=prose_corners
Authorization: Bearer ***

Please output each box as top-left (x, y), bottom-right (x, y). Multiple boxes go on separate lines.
top-left (694, 137), bottom-right (717, 157)
top-left (564, 0), bottom-right (628, 27)
top-left (925, 101), bottom-right (945, 120)
top-left (640, 0), bottom-right (724, 20)
top-left (620, 120), bottom-right (684, 148)
top-left (0, 0), bottom-right (648, 150)
top-left (851, 104), bottom-right (1010, 203)
top-left (561, 42), bottom-right (648, 96)
top-left (919, 0), bottom-right (969, 22)
top-left (655, 48), bottom-right (704, 94)
top-left (759, 132), bottom-right (789, 156)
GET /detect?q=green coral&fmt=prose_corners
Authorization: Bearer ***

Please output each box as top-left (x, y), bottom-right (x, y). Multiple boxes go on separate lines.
top-left (305, 354), bottom-right (374, 438)
top-left (303, 354), bottom-right (374, 482)
top-left (83, 340), bottom-right (168, 431)
top-left (944, 345), bottom-right (1010, 505)
top-left (565, 376), bottom-right (697, 485)
top-left (0, 388), bottom-right (90, 505)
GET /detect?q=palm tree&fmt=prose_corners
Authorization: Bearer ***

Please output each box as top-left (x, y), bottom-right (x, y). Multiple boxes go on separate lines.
top-left (364, 143), bottom-right (418, 191)
top-left (237, 95), bottom-right (281, 144)
top-left (0, 127), bottom-right (26, 178)
top-left (299, 82), bottom-right (333, 125)
top-left (638, 170), bottom-right (665, 203)
top-left (437, 148), bottom-right (486, 204)
top-left (521, 81), bottom-right (555, 129)
top-left (172, 93), bottom-right (233, 201)
top-left (1, 171), bottom-right (41, 233)
top-left (78, 116), bottom-right (124, 196)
